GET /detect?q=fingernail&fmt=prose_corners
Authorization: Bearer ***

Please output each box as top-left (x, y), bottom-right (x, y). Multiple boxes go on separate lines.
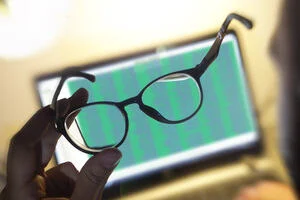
top-left (98, 148), bottom-right (122, 169)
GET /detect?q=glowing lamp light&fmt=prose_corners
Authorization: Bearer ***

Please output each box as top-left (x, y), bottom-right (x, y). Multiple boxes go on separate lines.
top-left (0, 0), bottom-right (70, 59)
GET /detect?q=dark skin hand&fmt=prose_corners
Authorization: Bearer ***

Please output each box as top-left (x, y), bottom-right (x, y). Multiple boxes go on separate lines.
top-left (0, 88), bottom-right (122, 200)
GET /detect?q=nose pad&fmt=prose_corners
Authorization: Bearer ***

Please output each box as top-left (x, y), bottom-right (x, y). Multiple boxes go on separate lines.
top-left (139, 103), bottom-right (170, 123)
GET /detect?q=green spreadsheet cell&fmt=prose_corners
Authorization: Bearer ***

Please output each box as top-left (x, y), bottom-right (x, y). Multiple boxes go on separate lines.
top-left (67, 39), bottom-right (256, 170)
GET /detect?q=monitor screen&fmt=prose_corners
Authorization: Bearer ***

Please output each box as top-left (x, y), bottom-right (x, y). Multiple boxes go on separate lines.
top-left (36, 33), bottom-right (259, 186)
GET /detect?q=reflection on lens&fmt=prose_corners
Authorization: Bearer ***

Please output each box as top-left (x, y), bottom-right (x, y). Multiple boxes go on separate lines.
top-left (65, 104), bottom-right (125, 150)
top-left (157, 73), bottom-right (189, 82)
top-left (142, 73), bottom-right (201, 121)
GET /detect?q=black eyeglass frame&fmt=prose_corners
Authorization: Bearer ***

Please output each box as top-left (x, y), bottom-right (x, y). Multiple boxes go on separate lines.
top-left (51, 13), bottom-right (253, 154)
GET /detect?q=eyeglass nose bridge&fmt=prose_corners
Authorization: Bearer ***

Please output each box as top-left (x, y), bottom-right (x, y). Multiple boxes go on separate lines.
top-left (118, 94), bottom-right (172, 124)
top-left (119, 96), bottom-right (139, 107)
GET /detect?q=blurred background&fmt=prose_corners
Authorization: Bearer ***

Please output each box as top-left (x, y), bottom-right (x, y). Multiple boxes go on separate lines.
top-left (0, 0), bottom-right (289, 199)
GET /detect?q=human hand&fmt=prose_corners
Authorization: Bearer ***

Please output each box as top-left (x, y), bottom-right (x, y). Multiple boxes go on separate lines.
top-left (234, 181), bottom-right (297, 200)
top-left (0, 88), bottom-right (122, 200)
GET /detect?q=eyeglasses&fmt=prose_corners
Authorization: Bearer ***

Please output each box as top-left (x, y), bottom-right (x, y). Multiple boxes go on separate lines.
top-left (51, 13), bottom-right (253, 154)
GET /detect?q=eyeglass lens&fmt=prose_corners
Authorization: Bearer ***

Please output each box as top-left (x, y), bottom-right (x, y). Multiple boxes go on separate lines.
top-left (142, 73), bottom-right (201, 121)
top-left (65, 104), bottom-right (126, 149)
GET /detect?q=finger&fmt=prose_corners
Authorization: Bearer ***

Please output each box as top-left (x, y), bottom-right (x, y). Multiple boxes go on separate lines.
top-left (45, 162), bottom-right (79, 198)
top-left (40, 99), bottom-right (69, 168)
top-left (67, 88), bottom-right (89, 111)
top-left (64, 88), bottom-right (88, 128)
top-left (41, 88), bottom-right (89, 167)
top-left (6, 101), bottom-right (68, 199)
top-left (71, 148), bottom-right (122, 200)
top-left (7, 89), bottom-right (88, 198)
top-left (10, 106), bottom-right (55, 147)
top-left (7, 105), bottom-right (56, 198)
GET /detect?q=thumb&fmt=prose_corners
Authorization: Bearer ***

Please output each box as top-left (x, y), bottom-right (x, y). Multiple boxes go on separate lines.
top-left (71, 148), bottom-right (122, 200)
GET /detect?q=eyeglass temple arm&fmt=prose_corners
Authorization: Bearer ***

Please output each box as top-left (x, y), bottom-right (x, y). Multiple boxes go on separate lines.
top-left (197, 13), bottom-right (253, 72)
top-left (50, 68), bottom-right (95, 117)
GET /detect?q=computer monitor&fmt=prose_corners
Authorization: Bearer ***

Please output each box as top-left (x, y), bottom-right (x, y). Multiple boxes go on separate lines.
top-left (36, 32), bottom-right (259, 187)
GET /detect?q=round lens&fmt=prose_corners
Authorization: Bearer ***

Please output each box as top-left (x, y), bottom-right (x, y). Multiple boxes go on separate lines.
top-left (142, 73), bottom-right (201, 121)
top-left (65, 103), bottom-right (126, 150)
